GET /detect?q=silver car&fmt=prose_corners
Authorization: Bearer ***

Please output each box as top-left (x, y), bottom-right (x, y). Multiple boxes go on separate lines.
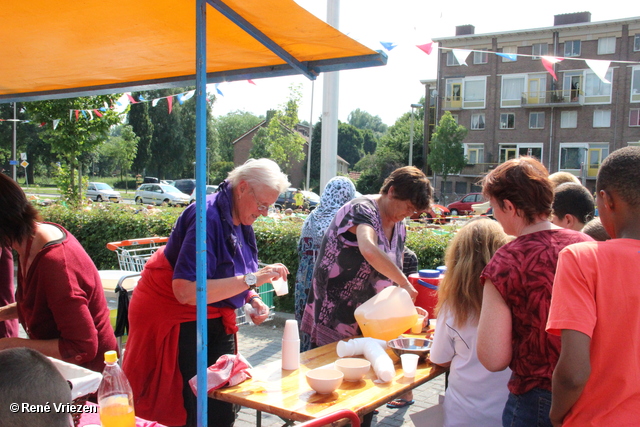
top-left (188, 185), bottom-right (219, 204)
top-left (86, 182), bottom-right (122, 202)
top-left (134, 184), bottom-right (191, 207)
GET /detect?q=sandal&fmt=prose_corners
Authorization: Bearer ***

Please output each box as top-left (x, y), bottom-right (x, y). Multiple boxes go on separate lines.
top-left (386, 398), bottom-right (415, 409)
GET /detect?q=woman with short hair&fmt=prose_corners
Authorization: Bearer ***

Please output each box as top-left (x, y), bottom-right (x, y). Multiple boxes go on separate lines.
top-left (476, 157), bottom-right (593, 427)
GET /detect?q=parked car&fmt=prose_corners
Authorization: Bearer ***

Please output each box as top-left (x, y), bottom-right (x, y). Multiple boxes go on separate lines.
top-left (410, 204), bottom-right (450, 223)
top-left (143, 176), bottom-right (159, 183)
top-left (189, 184), bottom-right (219, 204)
top-left (447, 192), bottom-right (486, 215)
top-left (134, 183), bottom-right (191, 206)
top-left (275, 188), bottom-right (318, 210)
top-left (160, 179), bottom-right (174, 186)
top-left (301, 190), bottom-right (320, 210)
top-left (86, 182), bottom-right (122, 202)
top-left (173, 179), bottom-right (196, 195)
top-left (471, 200), bottom-right (491, 215)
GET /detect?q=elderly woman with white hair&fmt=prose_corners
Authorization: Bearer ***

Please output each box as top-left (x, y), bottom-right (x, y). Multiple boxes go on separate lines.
top-left (123, 159), bottom-right (291, 427)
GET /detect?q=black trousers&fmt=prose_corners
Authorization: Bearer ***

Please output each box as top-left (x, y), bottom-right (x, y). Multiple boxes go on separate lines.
top-left (178, 317), bottom-right (239, 427)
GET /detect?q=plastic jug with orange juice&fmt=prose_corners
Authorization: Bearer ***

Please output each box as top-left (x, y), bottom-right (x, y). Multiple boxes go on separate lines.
top-left (354, 286), bottom-right (418, 341)
top-left (97, 351), bottom-right (135, 427)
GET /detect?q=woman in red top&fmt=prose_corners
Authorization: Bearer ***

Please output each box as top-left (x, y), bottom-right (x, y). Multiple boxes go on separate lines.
top-left (0, 173), bottom-right (116, 372)
top-left (476, 157), bottom-right (592, 427)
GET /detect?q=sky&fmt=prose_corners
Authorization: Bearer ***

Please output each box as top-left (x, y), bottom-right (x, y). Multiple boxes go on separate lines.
top-left (209, 0), bottom-right (631, 126)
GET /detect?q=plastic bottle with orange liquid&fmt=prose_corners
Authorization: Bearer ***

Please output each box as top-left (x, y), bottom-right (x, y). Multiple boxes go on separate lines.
top-left (97, 351), bottom-right (136, 427)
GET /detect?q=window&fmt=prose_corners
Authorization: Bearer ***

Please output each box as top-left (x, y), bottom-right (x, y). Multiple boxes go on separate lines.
top-left (560, 145), bottom-right (585, 169)
top-left (500, 144), bottom-right (542, 162)
top-left (446, 51), bottom-right (460, 66)
top-left (519, 145), bottom-right (542, 160)
top-left (474, 49), bottom-right (488, 64)
top-left (564, 40), bottom-right (581, 57)
top-left (584, 69), bottom-right (613, 103)
top-left (631, 66), bottom-right (640, 102)
top-left (635, 34), bottom-right (640, 52)
top-left (529, 112), bottom-right (545, 129)
top-left (500, 113), bottom-right (515, 129)
top-left (463, 78), bottom-right (487, 108)
top-left (502, 46), bottom-right (517, 62)
top-left (593, 110), bottom-right (611, 128)
top-left (451, 114), bottom-right (459, 124)
top-left (561, 111), bottom-right (578, 128)
top-left (630, 109), bottom-right (640, 127)
top-left (597, 37), bottom-right (616, 55)
top-left (532, 43), bottom-right (548, 59)
top-left (471, 114), bottom-right (485, 130)
top-left (501, 75), bottom-right (525, 107)
top-left (465, 143), bottom-right (484, 163)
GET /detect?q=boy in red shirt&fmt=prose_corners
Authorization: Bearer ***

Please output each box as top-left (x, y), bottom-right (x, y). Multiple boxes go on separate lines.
top-left (547, 146), bottom-right (640, 426)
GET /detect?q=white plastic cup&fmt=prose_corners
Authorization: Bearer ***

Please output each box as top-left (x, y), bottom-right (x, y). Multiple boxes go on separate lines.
top-left (428, 318), bottom-right (437, 331)
top-left (411, 315), bottom-right (425, 334)
top-left (272, 277), bottom-right (289, 296)
top-left (283, 319), bottom-right (299, 341)
top-left (400, 353), bottom-right (420, 378)
top-left (282, 338), bottom-right (300, 370)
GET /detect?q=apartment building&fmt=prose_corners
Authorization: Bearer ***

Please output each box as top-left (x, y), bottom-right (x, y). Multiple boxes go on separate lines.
top-left (431, 12), bottom-right (640, 196)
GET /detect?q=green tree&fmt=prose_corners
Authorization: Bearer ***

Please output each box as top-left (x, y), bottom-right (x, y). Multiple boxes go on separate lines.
top-left (26, 95), bottom-right (121, 202)
top-left (127, 97), bottom-right (154, 175)
top-left (427, 111), bottom-right (468, 196)
top-left (347, 108), bottom-right (388, 136)
top-left (337, 122), bottom-right (364, 167)
top-left (99, 125), bottom-right (139, 190)
top-left (213, 110), bottom-right (262, 162)
top-left (361, 129), bottom-right (377, 155)
top-left (250, 85), bottom-right (306, 174)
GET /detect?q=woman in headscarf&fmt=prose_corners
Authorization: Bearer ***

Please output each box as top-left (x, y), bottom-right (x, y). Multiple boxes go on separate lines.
top-left (294, 176), bottom-right (356, 351)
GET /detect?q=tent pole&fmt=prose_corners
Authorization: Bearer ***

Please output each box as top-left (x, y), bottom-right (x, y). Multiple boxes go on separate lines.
top-left (195, 0), bottom-right (209, 426)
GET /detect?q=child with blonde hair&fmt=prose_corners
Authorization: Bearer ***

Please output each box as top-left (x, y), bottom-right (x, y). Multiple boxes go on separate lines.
top-left (430, 218), bottom-right (513, 427)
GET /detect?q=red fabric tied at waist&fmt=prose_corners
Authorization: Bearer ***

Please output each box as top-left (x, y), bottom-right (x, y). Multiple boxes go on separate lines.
top-left (122, 246), bottom-right (238, 426)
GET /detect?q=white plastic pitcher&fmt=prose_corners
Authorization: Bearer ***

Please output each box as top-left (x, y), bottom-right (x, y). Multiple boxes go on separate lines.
top-left (354, 286), bottom-right (418, 341)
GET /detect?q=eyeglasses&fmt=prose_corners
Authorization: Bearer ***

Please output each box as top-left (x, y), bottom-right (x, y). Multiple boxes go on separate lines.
top-left (249, 188), bottom-right (270, 212)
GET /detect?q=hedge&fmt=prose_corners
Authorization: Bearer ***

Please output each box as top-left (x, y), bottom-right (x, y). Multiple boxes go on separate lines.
top-left (38, 203), bottom-right (454, 313)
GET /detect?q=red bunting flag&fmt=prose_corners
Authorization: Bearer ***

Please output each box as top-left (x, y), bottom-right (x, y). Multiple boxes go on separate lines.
top-left (248, 79), bottom-right (256, 85)
top-left (127, 94), bottom-right (138, 104)
top-left (416, 43), bottom-right (433, 55)
top-left (541, 56), bottom-right (562, 81)
top-left (94, 109), bottom-right (103, 118)
top-left (167, 96), bottom-right (173, 114)
top-left (39, 122), bottom-right (46, 127)
top-left (75, 110), bottom-right (79, 121)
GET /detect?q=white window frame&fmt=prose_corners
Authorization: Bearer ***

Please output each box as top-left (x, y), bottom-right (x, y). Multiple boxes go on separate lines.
top-left (447, 51), bottom-right (460, 66)
top-left (564, 40), bottom-right (581, 57)
top-left (500, 113), bottom-right (515, 129)
top-left (465, 143), bottom-right (485, 163)
top-left (597, 37), bottom-right (616, 55)
top-left (561, 111), bottom-right (578, 128)
top-left (593, 110), bottom-right (611, 128)
top-left (630, 109), bottom-right (640, 127)
top-left (635, 34), bottom-right (640, 52)
top-left (529, 112), bottom-right (545, 129)
top-left (474, 50), bottom-right (488, 64)
top-left (584, 69), bottom-right (613, 104)
top-left (501, 74), bottom-right (526, 107)
top-left (532, 43), bottom-right (548, 59)
top-left (502, 46), bottom-right (518, 62)
top-left (559, 143), bottom-right (588, 171)
top-left (471, 114), bottom-right (485, 130)
top-left (631, 66), bottom-right (640, 103)
top-left (450, 114), bottom-right (459, 124)
top-left (463, 77), bottom-right (487, 109)
top-left (498, 143), bottom-right (543, 163)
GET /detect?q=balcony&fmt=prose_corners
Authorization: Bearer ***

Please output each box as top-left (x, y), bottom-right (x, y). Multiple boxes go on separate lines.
top-left (442, 97), bottom-right (462, 111)
top-left (458, 163), bottom-right (499, 177)
top-left (521, 90), bottom-right (584, 108)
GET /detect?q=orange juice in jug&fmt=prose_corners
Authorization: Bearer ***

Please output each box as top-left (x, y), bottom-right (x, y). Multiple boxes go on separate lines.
top-left (354, 286), bottom-right (418, 341)
top-left (99, 395), bottom-right (135, 427)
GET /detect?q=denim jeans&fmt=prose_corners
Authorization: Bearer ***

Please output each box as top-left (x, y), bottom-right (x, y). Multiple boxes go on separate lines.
top-left (502, 388), bottom-right (552, 427)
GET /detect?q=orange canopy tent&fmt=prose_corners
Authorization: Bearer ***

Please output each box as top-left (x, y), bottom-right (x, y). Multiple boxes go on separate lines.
top-left (1, 0), bottom-right (385, 102)
top-left (2, 2), bottom-right (386, 425)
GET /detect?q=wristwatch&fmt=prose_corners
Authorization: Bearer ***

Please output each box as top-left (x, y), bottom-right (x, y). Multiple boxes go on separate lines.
top-left (244, 272), bottom-right (258, 290)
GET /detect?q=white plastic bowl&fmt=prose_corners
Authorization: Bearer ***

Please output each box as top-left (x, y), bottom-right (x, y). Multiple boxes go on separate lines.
top-left (305, 368), bottom-right (344, 394)
top-left (334, 358), bottom-right (371, 382)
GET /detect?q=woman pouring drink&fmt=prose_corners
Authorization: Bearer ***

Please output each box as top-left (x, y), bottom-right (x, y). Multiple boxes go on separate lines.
top-left (301, 166), bottom-right (432, 348)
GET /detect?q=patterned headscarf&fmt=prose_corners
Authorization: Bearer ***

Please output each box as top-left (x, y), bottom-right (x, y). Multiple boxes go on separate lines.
top-left (299, 177), bottom-right (357, 250)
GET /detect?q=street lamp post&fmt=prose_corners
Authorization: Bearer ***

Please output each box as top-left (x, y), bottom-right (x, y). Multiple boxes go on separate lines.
top-left (408, 103), bottom-right (423, 167)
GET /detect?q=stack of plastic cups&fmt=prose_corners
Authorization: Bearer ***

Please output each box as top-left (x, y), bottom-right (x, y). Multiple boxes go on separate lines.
top-left (282, 319), bottom-right (300, 370)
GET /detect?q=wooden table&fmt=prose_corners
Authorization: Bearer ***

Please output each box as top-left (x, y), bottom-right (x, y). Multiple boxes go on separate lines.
top-left (210, 336), bottom-right (446, 425)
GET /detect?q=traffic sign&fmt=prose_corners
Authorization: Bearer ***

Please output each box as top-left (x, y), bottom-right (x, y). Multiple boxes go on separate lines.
top-left (9, 160), bottom-right (17, 165)
top-left (20, 161), bottom-right (29, 168)
top-left (20, 152), bottom-right (27, 161)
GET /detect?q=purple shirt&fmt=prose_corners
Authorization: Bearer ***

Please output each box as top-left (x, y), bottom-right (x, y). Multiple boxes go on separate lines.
top-left (164, 180), bottom-right (257, 309)
top-left (0, 246), bottom-right (19, 338)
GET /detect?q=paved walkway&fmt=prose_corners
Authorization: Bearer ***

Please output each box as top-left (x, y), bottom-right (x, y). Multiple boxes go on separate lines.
top-left (234, 312), bottom-right (445, 427)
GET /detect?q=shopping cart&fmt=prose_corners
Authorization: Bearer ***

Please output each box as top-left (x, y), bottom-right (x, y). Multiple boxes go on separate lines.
top-left (106, 236), bottom-right (169, 272)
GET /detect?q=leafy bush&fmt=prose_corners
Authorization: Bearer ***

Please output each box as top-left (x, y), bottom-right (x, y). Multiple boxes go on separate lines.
top-left (38, 204), bottom-right (454, 314)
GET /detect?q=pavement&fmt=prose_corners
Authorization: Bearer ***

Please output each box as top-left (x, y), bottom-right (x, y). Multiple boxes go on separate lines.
top-left (234, 312), bottom-right (446, 427)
